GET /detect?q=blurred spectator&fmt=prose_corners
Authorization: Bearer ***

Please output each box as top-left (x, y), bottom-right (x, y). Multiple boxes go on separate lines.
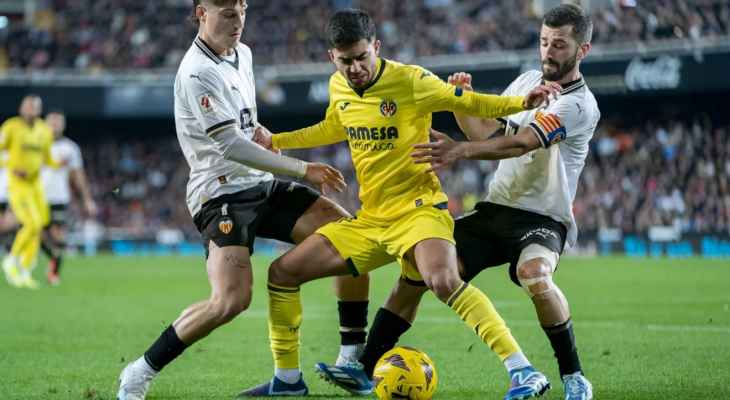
top-left (1, 0), bottom-right (728, 71)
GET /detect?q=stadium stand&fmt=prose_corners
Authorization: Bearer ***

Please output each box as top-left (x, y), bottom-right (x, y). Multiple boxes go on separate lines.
top-left (1, 0), bottom-right (729, 70)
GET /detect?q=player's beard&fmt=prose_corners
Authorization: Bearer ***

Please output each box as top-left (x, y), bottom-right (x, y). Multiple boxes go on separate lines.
top-left (541, 50), bottom-right (578, 82)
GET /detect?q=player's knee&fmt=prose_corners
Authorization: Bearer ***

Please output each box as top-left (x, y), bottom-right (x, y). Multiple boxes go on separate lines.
top-left (516, 259), bottom-right (553, 281)
top-left (424, 273), bottom-right (461, 302)
top-left (209, 293), bottom-right (251, 324)
top-left (516, 259), bottom-right (555, 298)
top-left (268, 257), bottom-right (299, 286)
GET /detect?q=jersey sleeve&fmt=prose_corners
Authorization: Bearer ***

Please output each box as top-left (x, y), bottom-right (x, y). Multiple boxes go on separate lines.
top-left (272, 87), bottom-right (346, 150)
top-left (412, 67), bottom-right (526, 119)
top-left (69, 142), bottom-right (84, 169)
top-left (0, 120), bottom-right (12, 150)
top-left (528, 96), bottom-right (582, 148)
top-left (183, 68), bottom-right (240, 136)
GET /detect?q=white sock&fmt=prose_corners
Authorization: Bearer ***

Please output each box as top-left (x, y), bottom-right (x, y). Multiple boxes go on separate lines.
top-left (275, 368), bottom-right (301, 384)
top-left (503, 351), bottom-right (531, 372)
top-left (336, 344), bottom-right (364, 365)
top-left (135, 356), bottom-right (158, 375)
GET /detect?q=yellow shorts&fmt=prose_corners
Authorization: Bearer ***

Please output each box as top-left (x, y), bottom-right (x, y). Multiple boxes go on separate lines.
top-left (316, 204), bottom-right (455, 282)
top-left (8, 179), bottom-right (50, 228)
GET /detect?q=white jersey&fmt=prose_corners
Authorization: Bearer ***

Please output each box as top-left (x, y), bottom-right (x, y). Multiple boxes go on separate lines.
top-left (174, 36), bottom-right (272, 217)
top-left (41, 137), bottom-right (84, 205)
top-left (486, 70), bottom-right (600, 247)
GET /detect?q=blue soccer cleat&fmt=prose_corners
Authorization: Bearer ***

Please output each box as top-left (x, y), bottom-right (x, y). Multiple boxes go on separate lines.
top-left (236, 374), bottom-right (309, 397)
top-left (504, 366), bottom-right (551, 400)
top-left (314, 361), bottom-right (373, 396)
top-left (562, 372), bottom-right (593, 400)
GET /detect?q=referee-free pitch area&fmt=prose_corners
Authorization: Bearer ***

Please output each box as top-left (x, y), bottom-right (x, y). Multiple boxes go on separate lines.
top-left (1, 255), bottom-right (729, 399)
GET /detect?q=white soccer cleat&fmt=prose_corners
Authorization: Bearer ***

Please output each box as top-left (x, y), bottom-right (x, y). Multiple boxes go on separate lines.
top-left (117, 359), bottom-right (157, 400)
top-left (562, 372), bottom-right (593, 400)
top-left (2, 256), bottom-right (23, 287)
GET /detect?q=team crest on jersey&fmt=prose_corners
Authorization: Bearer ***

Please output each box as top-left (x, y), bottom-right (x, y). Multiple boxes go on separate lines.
top-left (218, 218), bottom-right (234, 235)
top-left (198, 93), bottom-right (214, 114)
top-left (380, 99), bottom-right (397, 117)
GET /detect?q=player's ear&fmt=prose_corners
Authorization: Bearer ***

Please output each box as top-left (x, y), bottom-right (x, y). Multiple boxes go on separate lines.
top-left (577, 42), bottom-right (591, 62)
top-left (328, 49), bottom-right (335, 64)
top-left (373, 39), bottom-right (381, 56)
top-left (196, 5), bottom-right (206, 23)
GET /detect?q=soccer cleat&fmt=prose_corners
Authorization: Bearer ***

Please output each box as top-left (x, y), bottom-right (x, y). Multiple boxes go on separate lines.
top-left (504, 366), bottom-right (551, 400)
top-left (2, 256), bottom-right (23, 287)
top-left (20, 275), bottom-right (40, 289)
top-left (562, 372), bottom-right (593, 400)
top-left (314, 361), bottom-right (373, 396)
top-left (236, 374), bottom-right (308, 397)
top-left (117, 360), bottom-right (157, 400)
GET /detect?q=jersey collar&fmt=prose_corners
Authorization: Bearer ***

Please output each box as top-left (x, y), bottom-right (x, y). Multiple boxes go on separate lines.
top-left (541, 75), bottom-right (586, 95)
top-left (349, 58), bottom-right (387, 98)
top-left (195, 36), bottom-right (239, 70)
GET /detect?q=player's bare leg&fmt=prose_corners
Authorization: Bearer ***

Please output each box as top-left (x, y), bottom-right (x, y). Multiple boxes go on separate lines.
top-left (288, 196), bottom-right (371, 366)
top-left (515, 247), bottom-right (592, 400)
top-left (118, 242), bottom-right (253, 400)
top-left (42, 224), bottom-right (65, 285)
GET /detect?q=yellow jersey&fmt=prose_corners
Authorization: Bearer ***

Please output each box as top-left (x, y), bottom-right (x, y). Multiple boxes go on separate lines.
top-left (272, 58), bottom-right (526, 222)
top-left (0, 116), bottom-right (58, 183)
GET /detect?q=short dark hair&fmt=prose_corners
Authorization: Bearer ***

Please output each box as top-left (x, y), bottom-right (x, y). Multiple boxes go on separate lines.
top-left (327, 9), bottom-right (376, 49)
top-left (543, 4), bottom-right (593, 44)
top-left (190, 0), bottom-right (244, 25)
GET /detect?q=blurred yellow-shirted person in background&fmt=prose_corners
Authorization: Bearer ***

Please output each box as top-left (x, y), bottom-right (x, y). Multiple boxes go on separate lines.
top-left (1, 95), bottom-right (61, 289)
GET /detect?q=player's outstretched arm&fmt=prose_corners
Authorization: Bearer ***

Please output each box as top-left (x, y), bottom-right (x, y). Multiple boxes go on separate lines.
top-left (411, 127), bottom-right (542, 172)
top-left (448, 73), bottom-right (503, 141)
top-left (213, 125), bottom-right (346, 193)
top-left (414, 68), bottom-right (560, 120)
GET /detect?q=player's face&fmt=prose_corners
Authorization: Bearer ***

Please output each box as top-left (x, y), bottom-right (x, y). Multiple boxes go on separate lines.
top-left (46, 113), bottom-right (66, 137)
top-left (539, 24), bottom-right (588, 82)
top-left (198, 1), bottom-right (246, 52)
top-left (19, 96), bottom-right (42, 120)
top-left (329, 39), bottom-right (381, 89)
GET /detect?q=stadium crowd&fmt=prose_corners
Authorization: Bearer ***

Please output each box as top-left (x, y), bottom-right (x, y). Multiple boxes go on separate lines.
top-left (75, 115), bottom-right (730, 242)
top-left (1, 0), bottom-right (729, 70)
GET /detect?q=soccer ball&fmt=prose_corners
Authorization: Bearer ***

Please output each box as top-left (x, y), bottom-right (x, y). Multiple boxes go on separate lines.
top-left (372, 346), bottom-right (438, 400)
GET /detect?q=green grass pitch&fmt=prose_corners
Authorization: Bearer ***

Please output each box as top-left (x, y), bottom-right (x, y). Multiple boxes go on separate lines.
top-left (1, 255), bottom-right (729, 399)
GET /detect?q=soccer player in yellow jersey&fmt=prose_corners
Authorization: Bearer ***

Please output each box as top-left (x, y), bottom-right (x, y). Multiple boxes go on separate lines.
top-left (1, 95), bottom-right (60, 289)
top-left (239, 9), bottom-right (560, 398)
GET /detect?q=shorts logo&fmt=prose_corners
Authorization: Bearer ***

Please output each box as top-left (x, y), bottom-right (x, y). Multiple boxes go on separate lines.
top-left (380, 99), bottom-right (397, 117)
top-left (520, 228), bottom-right (558, 242)
top-left (198, 93), bottom-right (214, 114)
top-left (218, 218), bottom-right (234, 235)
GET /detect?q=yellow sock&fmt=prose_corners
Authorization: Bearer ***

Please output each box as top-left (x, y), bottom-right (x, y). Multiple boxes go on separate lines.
top-left (268, 282), bottom-right (302, 369)
top-left (447, 282), bottom-right (521, 361)
top-left (10, 225), bottom-right (34, 260)
top-left (19, 233), bottom-right (40, 271)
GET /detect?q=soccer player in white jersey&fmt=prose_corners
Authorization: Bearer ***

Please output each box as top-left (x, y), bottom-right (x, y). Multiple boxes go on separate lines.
top-left (40, 111), bottom-right (97, 285)
top-left (116, 1), bottom-right (369, 399)
top-left (321, 4), bottom-right (599, 400)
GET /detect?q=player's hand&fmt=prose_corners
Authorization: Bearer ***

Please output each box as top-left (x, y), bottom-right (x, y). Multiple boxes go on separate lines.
top-left (253, 125), bottom-right (278, 153)
top-left (84, 199), bottom-right (98, 218)
top-left (303, 162), bottom-right (347, 194)
top-left (447, 72), bottom-right (473, 91)
top-left (12, 169), bottom-right (28, 179)
top-left (523, 82), bottom-right (561, 109)
top-left (411, 129), bottom-right (467, 172)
